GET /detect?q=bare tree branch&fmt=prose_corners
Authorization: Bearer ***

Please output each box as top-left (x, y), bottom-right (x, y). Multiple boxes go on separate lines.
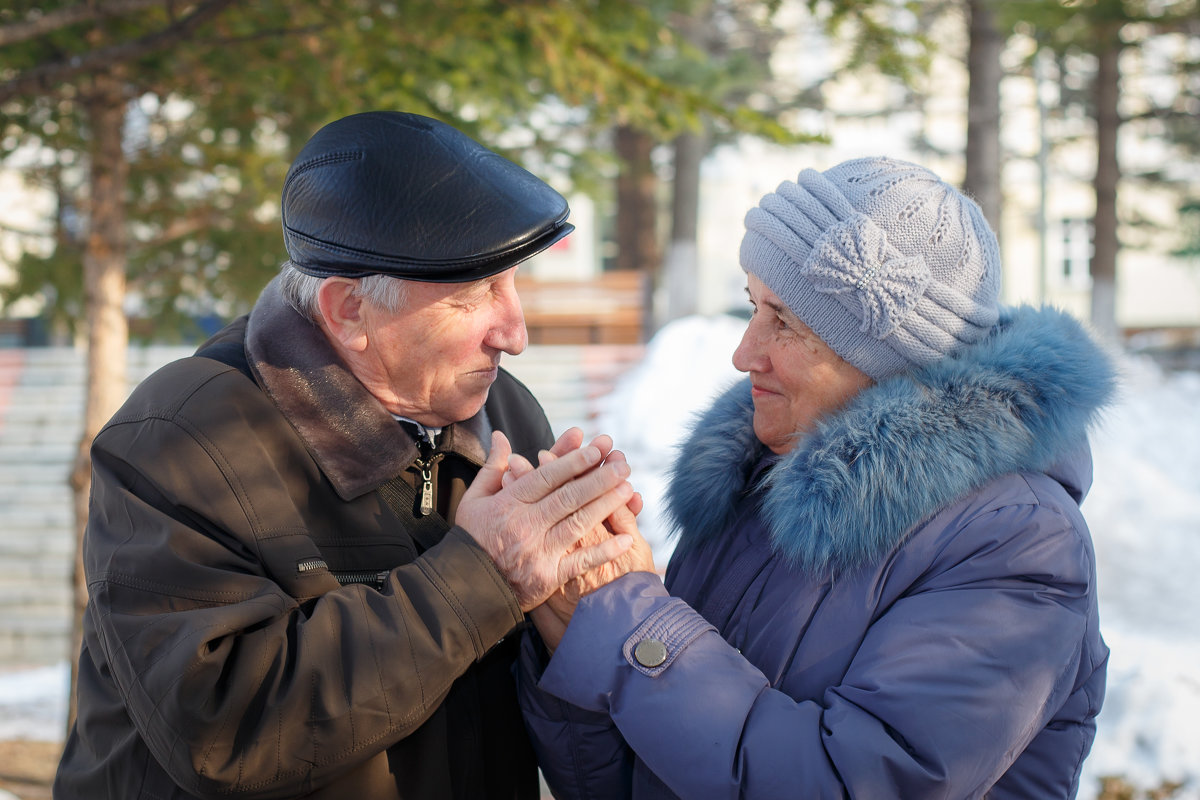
top-left (135, 210), bottom-right (224, 250)
top-left (0, 0), bottom-right (238, 104)
top-left (195, 22), bottom-right (334, 47)
top-left (0, 0), bottom-right (182, 47)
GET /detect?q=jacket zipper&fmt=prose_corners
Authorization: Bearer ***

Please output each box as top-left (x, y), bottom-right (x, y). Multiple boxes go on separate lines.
top-left (297, 558), bottom-right (389, 591)
top-left (297, 557), bottom-right (327, 573)
top-left (331, 569), bottom-right (390, 590)
top-left (294, 427), bottom-right (441, 590)
top-left (413, 437), bottom-right (445, 517)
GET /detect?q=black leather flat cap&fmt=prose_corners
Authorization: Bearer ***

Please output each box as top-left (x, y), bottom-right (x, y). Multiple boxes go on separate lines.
top-left (281, 111), bottom-right (574, 282)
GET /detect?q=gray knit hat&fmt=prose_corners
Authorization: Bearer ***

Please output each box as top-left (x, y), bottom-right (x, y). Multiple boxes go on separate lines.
top-left (739, 157), bottom-right (1001, 380)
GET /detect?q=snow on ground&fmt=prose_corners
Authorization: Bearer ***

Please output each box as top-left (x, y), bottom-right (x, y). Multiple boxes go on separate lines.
top-left (2, 314), bottom-right (1197, 798)
top-left (1078, 356), bottom-right (1200, 798)
top-left (0, 661), bottom-right (67, 742)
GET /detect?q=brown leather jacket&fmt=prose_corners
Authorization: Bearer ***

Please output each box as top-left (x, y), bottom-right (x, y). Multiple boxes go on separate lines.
top-left (54, 279), bottom-right (553, 799)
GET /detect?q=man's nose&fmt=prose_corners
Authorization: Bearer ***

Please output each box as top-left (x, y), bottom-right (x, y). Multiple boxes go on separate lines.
top-left (487, 280), bottom-right (527, 355)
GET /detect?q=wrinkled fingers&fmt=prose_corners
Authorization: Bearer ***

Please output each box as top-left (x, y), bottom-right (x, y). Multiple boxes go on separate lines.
top-left (556, 532), bottom-right (634, 587)
top-left (546, 427), bottom-right (585, 460)
top-left (501, 452), bottom-right (535, 489)
top-left (531, 456), bottom-right (631, 532)
top-left (543, 478), bottom-right (634, 555)
top-left (505, 442), bottom-right (609, 503)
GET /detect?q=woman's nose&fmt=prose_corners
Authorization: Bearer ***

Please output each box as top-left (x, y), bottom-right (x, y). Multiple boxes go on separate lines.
top-left (732, 319), bottom-right (766, 373)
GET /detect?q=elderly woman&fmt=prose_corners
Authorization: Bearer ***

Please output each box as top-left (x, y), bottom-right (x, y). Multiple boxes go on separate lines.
top-left (517, 157), bottom-right (1114, 799)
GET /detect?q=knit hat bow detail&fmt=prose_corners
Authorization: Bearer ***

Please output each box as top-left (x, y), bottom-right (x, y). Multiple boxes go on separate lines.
top-left (803, 214), bottom-right (931, 340)
top-left (738, 157), bottom-right (1002, 379)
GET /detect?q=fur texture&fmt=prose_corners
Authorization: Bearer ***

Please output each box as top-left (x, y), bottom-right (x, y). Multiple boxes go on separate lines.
top-left (665, 305), bottom-right (1117, 573)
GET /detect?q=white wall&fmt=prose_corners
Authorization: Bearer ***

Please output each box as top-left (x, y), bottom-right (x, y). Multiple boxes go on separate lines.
top-left (524, 193), bottom-right (598, 282)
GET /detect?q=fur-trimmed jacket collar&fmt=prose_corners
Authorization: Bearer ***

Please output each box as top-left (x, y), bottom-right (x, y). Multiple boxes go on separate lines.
top-left (665, 305), bottom-right (1117, 574)
top-left (244, 277), bottom-right (492, 501)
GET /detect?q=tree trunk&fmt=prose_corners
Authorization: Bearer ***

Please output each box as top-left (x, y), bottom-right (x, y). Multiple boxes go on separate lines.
top-left (614, 124), bottom-right (661, 335)
top-left (663, 129), bottom-right (705, 322)
top-left (67, 69), bottom-right (130, 729)
top-left (963, 0), bottom-right (1004, 236)
top-left (1090, 28), bottom-right (1122, 342)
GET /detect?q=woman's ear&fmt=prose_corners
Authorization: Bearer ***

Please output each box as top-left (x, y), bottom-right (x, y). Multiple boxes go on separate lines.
top-left (315, 277), bottom-right (369, 352)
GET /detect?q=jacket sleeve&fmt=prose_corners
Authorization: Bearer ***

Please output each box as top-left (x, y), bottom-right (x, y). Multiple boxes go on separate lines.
top-left (535, 501), bottom-right (1097, 799)
top-left (517, 629), bottom-right (636, 799)
top-left (83, 411), bottom-right (525, 799)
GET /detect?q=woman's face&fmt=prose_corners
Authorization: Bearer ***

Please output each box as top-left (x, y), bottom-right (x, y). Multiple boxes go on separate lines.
top-left (732, 274), bottom-right (873, 454)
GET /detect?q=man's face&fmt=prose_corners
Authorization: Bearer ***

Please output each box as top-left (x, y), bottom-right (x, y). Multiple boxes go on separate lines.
top-left (359, 267), bottom-right (527, 427)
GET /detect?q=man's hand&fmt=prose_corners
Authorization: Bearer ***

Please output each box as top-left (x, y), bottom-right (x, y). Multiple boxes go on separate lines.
top-left (456, 430), bottom-right (635, 611)
top-left (506, 430), bottom-right (655, 602)
top-left (508, 429), bottom-right (657, 651)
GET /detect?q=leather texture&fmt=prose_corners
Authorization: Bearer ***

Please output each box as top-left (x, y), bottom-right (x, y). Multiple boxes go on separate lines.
top-left (282, 111), bottom-right (573, 281)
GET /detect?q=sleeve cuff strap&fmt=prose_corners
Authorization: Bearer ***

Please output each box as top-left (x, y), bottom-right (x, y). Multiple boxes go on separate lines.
top-left (621, 598), bottom-right (715, 678)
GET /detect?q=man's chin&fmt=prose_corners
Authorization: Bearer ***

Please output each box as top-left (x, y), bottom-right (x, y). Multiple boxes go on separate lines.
top-left (441, 391), bottom-right (491, 428)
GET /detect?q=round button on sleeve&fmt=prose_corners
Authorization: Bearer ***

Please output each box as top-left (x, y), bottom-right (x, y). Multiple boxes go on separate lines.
top-left (633, 638), bottom-right (668, 668)
top-left (621, 597), bottom-right (715, 677)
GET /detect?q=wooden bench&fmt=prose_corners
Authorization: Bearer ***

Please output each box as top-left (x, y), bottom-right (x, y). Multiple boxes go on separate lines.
top-left (516, 271), bottom-right (647, 345)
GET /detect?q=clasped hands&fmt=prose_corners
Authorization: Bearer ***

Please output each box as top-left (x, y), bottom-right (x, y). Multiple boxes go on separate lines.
top-left (456, 427), bottom-right (655, 650)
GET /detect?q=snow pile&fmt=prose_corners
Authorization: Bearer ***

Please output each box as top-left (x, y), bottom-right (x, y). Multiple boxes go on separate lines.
top-left (592, 314), bottom-right (746, 561)
top-left (1079, 357), bottom-right (1200, 797)
top-left (0, 661), bottom-right (68, 741)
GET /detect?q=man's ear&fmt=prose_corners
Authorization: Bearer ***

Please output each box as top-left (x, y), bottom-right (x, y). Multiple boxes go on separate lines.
top-left (316, 277), bottom-right (369, 352)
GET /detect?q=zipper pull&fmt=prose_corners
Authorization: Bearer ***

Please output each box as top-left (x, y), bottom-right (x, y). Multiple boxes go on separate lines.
top-left (414, 432), bottom-right (437, 517)
top-left (408, 425), bottom-right (443, 517)
top-left (418, 461), bottom-right (435, 516)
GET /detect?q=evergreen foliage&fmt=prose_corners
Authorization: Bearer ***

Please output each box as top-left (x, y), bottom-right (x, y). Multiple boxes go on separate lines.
top-left (0, 0), bottom-right (798, 338)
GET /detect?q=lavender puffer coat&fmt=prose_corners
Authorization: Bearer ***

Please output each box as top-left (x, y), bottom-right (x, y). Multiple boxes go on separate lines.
top-left (518, 306), bottom-right (1114, 799)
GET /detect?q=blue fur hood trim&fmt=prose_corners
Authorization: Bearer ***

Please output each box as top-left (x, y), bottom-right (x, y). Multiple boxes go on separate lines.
top-left (664, 305), bottom-right (1117, 573)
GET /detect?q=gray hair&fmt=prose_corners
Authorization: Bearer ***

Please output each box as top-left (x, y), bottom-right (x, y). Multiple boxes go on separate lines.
top-left (277, 262), bottom-right (409, 322)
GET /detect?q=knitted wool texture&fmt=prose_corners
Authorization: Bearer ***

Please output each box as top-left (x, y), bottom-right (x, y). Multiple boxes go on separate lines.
top-left (739, 157), bottom-right (1002, 379)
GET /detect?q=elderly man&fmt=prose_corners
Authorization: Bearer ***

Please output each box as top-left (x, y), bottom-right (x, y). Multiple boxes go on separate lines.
top-left (54, 111), bottom-right (635, 800)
